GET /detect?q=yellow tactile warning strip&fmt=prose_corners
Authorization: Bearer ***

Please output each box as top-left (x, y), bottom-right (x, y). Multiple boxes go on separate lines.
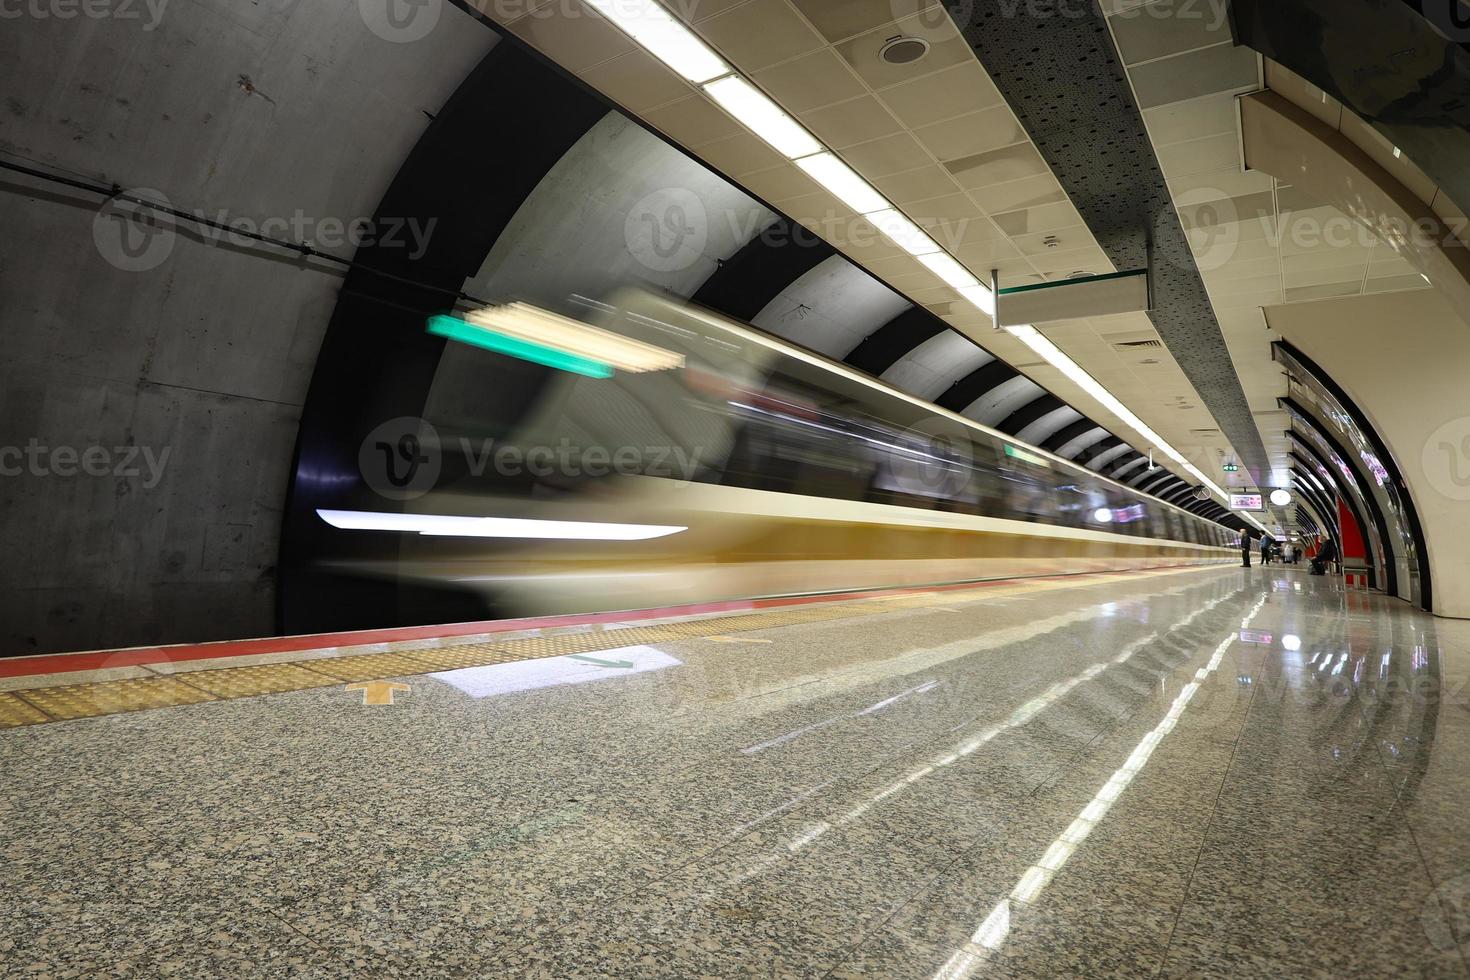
top-left (15, 677), bottom-right (216, 722)
top-left (178, 663), bottom-right (339, 699)
top-left (0, 691), bottom-right (50, 728)
top-left (0, 565), bottom-right (1227, 729)
top-left (298, 653), bottom-right (446, 683)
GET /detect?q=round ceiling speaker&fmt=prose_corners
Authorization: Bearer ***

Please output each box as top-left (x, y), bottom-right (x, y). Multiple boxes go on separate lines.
top-left (880, 35), bottom-right (931, 65)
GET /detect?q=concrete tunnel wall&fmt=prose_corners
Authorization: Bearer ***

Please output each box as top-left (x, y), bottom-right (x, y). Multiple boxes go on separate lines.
top-left (0, 0), bottom-right (491, 655)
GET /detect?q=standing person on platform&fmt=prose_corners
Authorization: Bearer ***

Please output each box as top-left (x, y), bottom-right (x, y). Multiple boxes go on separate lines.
top-left (1241, 532), bottom-right (1253, 567)
top-left (1260, 535), bottom-right (1273, 565)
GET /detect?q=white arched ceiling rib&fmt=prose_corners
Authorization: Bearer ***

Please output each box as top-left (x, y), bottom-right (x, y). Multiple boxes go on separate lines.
top-left (1016, 407), bottom-right (1083, 448)
top-left (964, 375), bottom-right (1044, 428)
top-left (1086, 441), bottom-right (1135, 471)
top-left (1112, 456), bottom-right (1151, 480)
top-left (752, 255), bottom-right (912, 359)
top-left (465, 113), bottom-right (774, 311)
top-left (880, 332), bottom-right (995, 402)
top-left (1056, 427), bottom-right (1111, 460)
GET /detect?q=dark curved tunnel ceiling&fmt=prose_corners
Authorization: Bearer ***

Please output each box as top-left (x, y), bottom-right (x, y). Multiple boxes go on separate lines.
top-left (943, 0), bottom-right (1272, 484)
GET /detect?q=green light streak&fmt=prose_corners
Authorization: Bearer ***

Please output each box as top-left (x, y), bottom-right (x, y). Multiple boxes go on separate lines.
top-left (1004, 444), bottom-right (1048, 467)
top-left (427, 315), bottom-right (614, 379)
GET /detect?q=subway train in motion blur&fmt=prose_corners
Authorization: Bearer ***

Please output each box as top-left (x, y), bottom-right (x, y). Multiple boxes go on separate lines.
top-left (317, 289), bottom-right (1237, 617)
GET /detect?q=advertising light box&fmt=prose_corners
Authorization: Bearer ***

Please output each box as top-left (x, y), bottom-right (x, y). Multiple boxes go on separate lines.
top-left (1230, 493), bottom-right (1265, 511)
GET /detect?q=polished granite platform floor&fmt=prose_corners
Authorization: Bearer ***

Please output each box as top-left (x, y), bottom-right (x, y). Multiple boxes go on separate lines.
top-left (3, 566), bottom-right (1469, 977)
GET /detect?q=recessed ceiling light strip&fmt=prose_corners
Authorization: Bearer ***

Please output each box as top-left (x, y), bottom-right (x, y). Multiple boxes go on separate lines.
top-left (585, 1), bottom-right (995, 313)
top-left (582, 0), bottom-right (731, 83)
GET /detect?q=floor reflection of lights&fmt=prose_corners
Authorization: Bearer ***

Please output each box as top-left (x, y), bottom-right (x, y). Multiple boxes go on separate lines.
top-left (781, 590), bottom-right (1242, 856)
top-left (934, 594), bottom-right (1269, 979)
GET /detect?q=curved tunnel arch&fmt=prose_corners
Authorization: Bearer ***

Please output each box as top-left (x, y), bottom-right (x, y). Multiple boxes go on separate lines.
top-left (277, 23), bottom-right (1240, 634)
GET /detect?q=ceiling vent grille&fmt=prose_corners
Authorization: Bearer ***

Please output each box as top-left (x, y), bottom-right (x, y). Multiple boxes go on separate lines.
top-left (1112, 339), bottom-right (1164, 351)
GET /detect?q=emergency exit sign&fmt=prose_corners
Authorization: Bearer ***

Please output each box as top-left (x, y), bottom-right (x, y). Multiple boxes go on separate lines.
top-left (1223, 463), bottom-right (1239, 472)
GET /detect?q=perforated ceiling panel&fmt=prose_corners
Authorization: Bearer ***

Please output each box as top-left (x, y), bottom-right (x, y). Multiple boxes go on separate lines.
top-left (945, 0), bottom-right (1272, 483)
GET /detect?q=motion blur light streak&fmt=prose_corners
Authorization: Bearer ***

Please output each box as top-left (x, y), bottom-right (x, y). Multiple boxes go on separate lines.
top-left (463, 303), bottom-right (686, 373)
top-left (317, 510), bottom-right (688, 541)
top-left (427, 314), bottom-right (614, 378)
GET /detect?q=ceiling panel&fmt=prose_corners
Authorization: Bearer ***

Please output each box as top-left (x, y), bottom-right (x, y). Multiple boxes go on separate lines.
top-left (788, 0), bottom-right (942, 44)
top-left (833, 12), bottom-right (972, 90)
top-left (1129, 42), bottom-right (1259, 110)
top-left (912, 105), bottom-right (1027, 162)
top-left (799, 94), bottom-right (905, 147)
top-left (696, 0), bottom-right (826, 71)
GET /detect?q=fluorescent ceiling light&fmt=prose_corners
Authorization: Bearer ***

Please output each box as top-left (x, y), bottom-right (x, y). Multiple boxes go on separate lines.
top-left (702, 76), bottom-right (821, 158)
top-left (956, 283), bottom-right (996, 317)
top-left (917, 251), bottom-right (980, 290)
top-left (582, 0), bottom-right (729, 83)
top-left (867, 208), bottom-right (941, 256)
top-left (457, 303), bottom-right (685, 374)
top-left (318, 510), bottom-right (687, 541)
top-left (794, 152), bottom-right (890, 215)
